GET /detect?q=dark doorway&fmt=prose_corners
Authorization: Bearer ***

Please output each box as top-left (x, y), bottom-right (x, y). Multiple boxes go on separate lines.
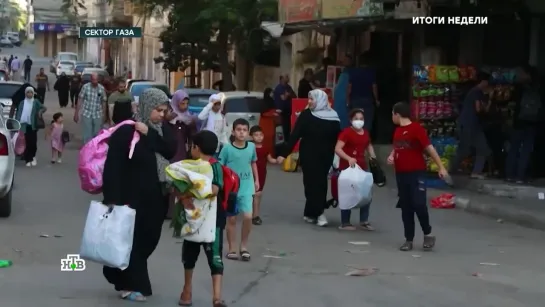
top-left (368, 31), bottom-right (403, 144)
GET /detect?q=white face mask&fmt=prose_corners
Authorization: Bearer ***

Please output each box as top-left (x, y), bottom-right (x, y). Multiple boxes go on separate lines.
top-left (352, 120), bottom-right (364, 129)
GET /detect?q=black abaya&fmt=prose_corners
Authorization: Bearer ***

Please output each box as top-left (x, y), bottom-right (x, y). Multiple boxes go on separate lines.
top-left (281, 109), bottom-right (340, 218)
top-left (101, 124), bottom-right (176, 296)
top-left (54, 76), bottom-right (70, 107)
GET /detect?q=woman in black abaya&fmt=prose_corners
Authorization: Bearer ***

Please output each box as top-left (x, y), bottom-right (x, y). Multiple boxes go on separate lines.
top-left (277, 89), bottom-right (340, 227)
top-left (54, 72), bottom-right (70, 107)
top-left (101, 88), bottom-right (176, 301)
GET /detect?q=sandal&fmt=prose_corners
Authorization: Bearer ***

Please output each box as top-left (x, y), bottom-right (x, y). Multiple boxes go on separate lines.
top-left (213, 299), bottom-right (228, 307)
top-left (252, 216), bottom-right (262, 225)
top-left (121, 291), bottom-right (146, 302)
top-left (423, 235), bottom-right (436, 251)
top-left (178, 292), bottom-right (192, 306)
top-left (338, 224), bottom-right (356, 231)
top-left (225, 252), bottom-right (238, 260)
top-left (359, 222), bottom-right (375, 231)
top-left (240, 250), bottom-right (251, 261)
top-left (399, 241), bottom-right (413, 251)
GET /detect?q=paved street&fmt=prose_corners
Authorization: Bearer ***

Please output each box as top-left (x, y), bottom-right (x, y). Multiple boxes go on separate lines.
top-left (0, 46), bottom-right (544, 307)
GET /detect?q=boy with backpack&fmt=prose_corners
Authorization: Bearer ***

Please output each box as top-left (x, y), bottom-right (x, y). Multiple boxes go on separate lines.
top-left (178, 130), bottom-right (229, 307)
top-left (219, 118), bottom-right (259, 261)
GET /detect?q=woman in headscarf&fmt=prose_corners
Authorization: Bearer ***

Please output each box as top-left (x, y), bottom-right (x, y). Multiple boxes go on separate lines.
top-left (165, 89), bottom-right (197, 218)
top-left (54, 72), bottom-right (71, 108)
top-left (333, 68), bottom-right (350, 129)
top-left (101, 88), bottom-right (176, 302)
top-left (13, 87), bottom-right (46, 166)
top-left (277, 89), bottom-right (340, 227)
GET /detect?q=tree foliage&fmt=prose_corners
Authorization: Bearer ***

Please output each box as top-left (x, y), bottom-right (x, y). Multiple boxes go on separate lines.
top-left (158, 0), bottom-right (277, 89)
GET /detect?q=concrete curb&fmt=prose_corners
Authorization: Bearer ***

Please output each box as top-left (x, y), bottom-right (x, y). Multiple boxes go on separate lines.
top-left (455, 196), bottom-right (545, 231)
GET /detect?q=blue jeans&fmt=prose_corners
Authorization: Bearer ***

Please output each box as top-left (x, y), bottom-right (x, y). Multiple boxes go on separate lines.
top-left (449, 125), bottom-right (490, 174)
top-left (505, 127), bottom-right (536, 180)
top-left (340, 205), bottom-right (370, 225)
top-left (81, 116), bottom-right (103, 144)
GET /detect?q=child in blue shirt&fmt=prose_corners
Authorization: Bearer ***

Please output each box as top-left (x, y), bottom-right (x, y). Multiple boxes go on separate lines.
top-left (218, 118), bottom-right (259, 261)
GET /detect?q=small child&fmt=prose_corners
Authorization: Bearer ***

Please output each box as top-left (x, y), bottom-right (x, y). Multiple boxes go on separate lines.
top-left (334, 109), bottom-right (377, 231)
top-left (178, 130), bottom-right (227, 307)
top-left (249, 125), bottom-right (277, 225)
top-left (46, 112), bottom-right (64, 164)
top-left (219, 118), bottom-right (259, 261)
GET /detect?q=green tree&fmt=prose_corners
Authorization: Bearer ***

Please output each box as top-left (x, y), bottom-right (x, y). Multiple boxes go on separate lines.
top-left (158, 0), bottom-right (277, 90)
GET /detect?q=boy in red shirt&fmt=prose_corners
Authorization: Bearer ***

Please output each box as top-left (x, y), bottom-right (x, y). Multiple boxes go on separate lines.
top-left (249, 126), bottom-right (277, 225)
top-left (388, 102), bottom-right (449, 251)
top-left (334, 109), bottom-right (377, 230)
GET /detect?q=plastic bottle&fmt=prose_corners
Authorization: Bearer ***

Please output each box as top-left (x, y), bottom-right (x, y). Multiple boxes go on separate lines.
top-left (0, 260), bottom-right (12, 268)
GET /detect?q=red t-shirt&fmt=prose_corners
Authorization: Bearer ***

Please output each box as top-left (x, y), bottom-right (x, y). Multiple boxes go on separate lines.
top-left (393, 122), bottom-right (431, 173)
top-left (255, 145), bottom-right (269, 178)
top-left (337, 127), bottom-right (370, 170)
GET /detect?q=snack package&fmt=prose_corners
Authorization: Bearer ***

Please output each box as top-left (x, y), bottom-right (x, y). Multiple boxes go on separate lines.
top-left (426, 99), bottom-right (437, 119)
top-left (448, 66), bottom-right (460, 82)
top-left (436, 66), bottom-right (449, 83)
top-left (427, 65), bottom-right (437, 83)
top-left (419, 98), bottom-right (428, 119)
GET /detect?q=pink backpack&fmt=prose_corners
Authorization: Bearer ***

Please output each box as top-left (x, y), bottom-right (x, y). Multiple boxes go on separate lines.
top-left (78, 120), bottom-right (140, 194)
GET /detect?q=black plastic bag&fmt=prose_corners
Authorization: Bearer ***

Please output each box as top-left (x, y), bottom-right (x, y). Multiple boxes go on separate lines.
top-left (369, 158), bottom-right (386, 187)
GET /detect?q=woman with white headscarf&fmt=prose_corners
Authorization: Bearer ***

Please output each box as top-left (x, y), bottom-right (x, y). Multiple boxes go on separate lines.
top-left (13, 86), bottom-right (46, 167)
top-left (101, 88), bottom-right (176, 302)
top-left (277, 89), bottom-right (340, 226)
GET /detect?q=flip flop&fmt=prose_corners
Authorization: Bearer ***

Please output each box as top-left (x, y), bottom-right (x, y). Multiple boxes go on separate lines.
top-left (121, 291), bottom-right (146, 302)
top-left (226, 252), bottom-right (238, 260)
top-left (240, 250), bottom-right (251, 262)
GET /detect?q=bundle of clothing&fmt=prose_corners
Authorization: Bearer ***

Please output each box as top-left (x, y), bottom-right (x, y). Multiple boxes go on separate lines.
top-left (166, 159), bottom-right (217, 242)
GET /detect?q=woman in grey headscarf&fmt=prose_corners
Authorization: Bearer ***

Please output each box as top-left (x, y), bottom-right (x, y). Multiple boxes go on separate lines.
top-left (102, 88), bottom-right (176, 302)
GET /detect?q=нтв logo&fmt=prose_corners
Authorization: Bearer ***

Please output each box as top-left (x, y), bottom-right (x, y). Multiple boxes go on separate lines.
top-left (60, 254), bottom-right (86, 271)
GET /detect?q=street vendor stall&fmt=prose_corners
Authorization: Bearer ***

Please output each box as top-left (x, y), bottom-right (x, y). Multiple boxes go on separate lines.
top-left (410, 64), bottom-right (518, 183)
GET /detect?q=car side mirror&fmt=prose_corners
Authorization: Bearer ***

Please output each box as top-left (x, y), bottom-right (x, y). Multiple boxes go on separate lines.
top-left (6, 118), bottom-right (21, 131)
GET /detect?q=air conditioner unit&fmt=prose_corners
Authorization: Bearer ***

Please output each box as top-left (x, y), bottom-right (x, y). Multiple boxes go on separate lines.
top-left (124, 0), bottom-right (132, 15)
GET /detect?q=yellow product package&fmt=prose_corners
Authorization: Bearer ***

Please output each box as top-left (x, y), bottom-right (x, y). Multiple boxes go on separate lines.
top-left (282, 153), bottom-right (299, 172)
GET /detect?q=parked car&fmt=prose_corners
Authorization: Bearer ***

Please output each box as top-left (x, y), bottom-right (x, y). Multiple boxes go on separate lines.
top-left (50, 52), bottom-right (77, 74)
top-left (0, 36), bottom-right (13, 48)
top-left (56, 60), bottom-right (76, 77)
top-left (0, 81), bottom-right (24, 116)
top-left (185, 88), bottom-right (219, 114)
top-left (7, 36), bottom-right (21, 47)
top-left (81, 68), bottom-right (109, 83)
top-left (221, 91), bottom-right (268, 132)
top-left (0, 69), bottom-right (9, 81)
top-left (128, 81), bottom-right (171, 103)
top-left (74, 61), bottom-right (94, 75)
top-left (0, 116), bottom-right (21, 217)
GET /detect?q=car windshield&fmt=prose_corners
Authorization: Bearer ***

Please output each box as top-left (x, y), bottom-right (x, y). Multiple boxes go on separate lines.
top-left (189, 95), bottom-right (211, 108)
top-left (59, 54), bottom-right (77, 61)
top-left (131, 84), bottom-right (170, 97)
top-left (59, 61), bottom-right (74, 67)
top-left (0, 83), bottom-right (22, 98)
top-left (82, 73), bottom-right (107, 82)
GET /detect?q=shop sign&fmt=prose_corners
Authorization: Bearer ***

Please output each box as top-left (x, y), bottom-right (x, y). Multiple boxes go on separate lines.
top-left (279, 0), bottom-right (321, 23)
top-left (33, 23), bottom-right (75, 33)
top-left (321, 0), bottom-right (384, 19)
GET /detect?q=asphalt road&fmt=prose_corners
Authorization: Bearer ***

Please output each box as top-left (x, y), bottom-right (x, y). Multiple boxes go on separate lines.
top-left (0, 45), bottom-right (544, 307)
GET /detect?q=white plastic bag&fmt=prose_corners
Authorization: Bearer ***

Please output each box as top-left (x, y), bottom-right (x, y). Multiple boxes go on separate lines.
top-left (338, 166), bottom-right (374, 210)
top-left (79, 201), bottom-right (136, 270)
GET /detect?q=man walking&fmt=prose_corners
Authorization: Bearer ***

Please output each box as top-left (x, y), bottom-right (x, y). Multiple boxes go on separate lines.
top-left (23, 56), bottom-right (32, 82)
top-left (35, 68), bottom-right (50, 102)
top-left (273, 74), bottom-right (296, 140)
top-left (7, 55), bottom-right (13, 74)
top-left (10, 56), bottom-right (21, 81)
top-left (74, 73), bottom-right (107, 143)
